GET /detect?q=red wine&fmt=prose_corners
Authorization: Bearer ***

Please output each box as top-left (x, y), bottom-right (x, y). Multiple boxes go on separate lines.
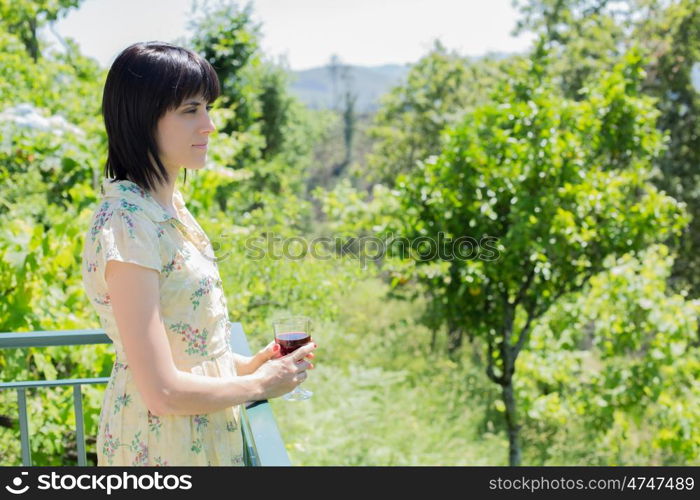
top-left (276, 331), bottom-right (310, 356)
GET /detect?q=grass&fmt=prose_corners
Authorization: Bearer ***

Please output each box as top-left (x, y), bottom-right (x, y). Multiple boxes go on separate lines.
top-left (268, 277), bottom-right (509, 466)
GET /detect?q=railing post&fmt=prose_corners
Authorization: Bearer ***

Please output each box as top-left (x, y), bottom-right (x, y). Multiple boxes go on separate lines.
top-left (73, 384), bottom-right (87, 466)
top-left (16, 388), bottom-right (31, 466)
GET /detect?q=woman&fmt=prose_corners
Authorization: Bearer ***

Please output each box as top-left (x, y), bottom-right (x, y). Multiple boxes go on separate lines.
top-left (81, 41), bottom-right (316, 466)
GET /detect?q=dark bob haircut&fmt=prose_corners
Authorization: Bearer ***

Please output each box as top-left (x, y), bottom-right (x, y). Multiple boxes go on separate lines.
top-left (101, 41), bottom-right (220, 193)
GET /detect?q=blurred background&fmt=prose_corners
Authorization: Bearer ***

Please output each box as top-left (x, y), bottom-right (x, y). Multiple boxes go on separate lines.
top-left (0, 0), bottom-right (698, 465)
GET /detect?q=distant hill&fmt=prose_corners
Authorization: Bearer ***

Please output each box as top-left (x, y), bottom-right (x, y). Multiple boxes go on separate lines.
top-left (287, 63), bottom-right (412, 114)
top-left (286, 52), bottom-right (517, 114)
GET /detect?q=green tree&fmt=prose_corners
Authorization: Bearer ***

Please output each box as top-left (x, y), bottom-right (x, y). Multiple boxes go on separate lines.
top-left (184, 0), bottom-right (296, 166)
top-left (365, 39), bottom-right (518, 186)
top-left (388, 43), bottom-right (687, 465)
top-left (517, 244), bottom-right (700, 464)
top-left (182, 0), bottom-right (308, 212)
top-left (636, 0), bottom-right (700, 294)
top-left (0, 0), bottom-right (83, 62)
top-left (0, 24), bottom-right (112, 463)
top-left (184, 0), bottom-right (264, 171)
top-left (513, 0), bottom-right (700, 294)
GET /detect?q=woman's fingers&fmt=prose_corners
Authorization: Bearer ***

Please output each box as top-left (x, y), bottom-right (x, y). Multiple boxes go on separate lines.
top-left (294, 360), bottom-right (311, 373)
top-left (290, 342), bottom-right (317, 362)
top-left (262, 340), bottom-right (281, 359)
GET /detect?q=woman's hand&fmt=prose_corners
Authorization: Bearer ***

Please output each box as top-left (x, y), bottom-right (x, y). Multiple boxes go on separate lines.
top-left (236, 338), bottom-right (315, 375)
top-left (251, 342), bottom-right (318, 399)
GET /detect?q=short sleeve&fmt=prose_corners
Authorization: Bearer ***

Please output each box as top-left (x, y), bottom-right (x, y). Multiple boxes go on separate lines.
top-left (97, 208), bottom-right (162, 276)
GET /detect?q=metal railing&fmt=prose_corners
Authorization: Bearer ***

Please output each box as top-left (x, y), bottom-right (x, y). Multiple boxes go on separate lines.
top-left (0, 322), bottom-right (291, 466)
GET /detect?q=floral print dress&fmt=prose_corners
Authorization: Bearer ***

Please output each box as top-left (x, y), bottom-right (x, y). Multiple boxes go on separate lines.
top-left (81, 178), bottom-right (244, 466)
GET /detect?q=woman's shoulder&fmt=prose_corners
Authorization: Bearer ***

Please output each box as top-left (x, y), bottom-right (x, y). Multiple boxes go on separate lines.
top-left (85, 198), bottom-right (157, 242)
top-left (101, 178), bottom-right (178, 224)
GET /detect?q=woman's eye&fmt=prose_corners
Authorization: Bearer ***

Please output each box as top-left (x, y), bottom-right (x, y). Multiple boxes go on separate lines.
top-left (188, 106), bottom-right (212, 113)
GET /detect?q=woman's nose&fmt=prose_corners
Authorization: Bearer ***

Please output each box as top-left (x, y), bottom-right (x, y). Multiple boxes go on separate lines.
top-left (201, 113), bottom-right (216, 133)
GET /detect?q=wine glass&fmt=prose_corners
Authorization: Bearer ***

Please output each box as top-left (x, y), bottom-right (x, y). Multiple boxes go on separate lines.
top-left (273, 316), bottom-right (313, 401)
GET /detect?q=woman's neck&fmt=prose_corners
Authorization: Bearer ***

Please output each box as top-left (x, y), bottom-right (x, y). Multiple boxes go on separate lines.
top-left (147, 171), bottom-right (179, 214)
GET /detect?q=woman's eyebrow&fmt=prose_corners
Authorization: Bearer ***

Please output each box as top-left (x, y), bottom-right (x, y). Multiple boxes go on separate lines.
top-left (182, 100), bottom-right (202, 107)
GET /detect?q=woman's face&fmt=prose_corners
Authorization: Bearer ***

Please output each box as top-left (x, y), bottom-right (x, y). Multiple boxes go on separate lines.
top-left (155, 94), bottom-right (215, 171)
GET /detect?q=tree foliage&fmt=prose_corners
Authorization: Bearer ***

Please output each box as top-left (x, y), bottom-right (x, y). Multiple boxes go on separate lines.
top-left (365, 40), bottom-right (517, 185)
top-left (513, 0), bottom-right (700, 293)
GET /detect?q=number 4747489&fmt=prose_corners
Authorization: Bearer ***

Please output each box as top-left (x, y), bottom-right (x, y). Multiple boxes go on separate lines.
top-left (626, 477), bottom-right (694, 490)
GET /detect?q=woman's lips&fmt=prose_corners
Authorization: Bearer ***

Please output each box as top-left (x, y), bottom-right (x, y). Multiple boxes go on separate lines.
top-left (192, 144), bottom-right (207, 150)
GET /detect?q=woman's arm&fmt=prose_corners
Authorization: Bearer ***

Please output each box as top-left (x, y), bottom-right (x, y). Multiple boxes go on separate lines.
top-left (231, 352), bottom-right (257, 376)
top-left (106, 260), bottom-right (316, 416)
top-left (231, 342), bottom-right (281, 376)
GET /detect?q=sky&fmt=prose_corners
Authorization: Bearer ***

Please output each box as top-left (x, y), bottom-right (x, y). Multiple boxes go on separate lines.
top-left (42, 0), bottom-right (537, 71)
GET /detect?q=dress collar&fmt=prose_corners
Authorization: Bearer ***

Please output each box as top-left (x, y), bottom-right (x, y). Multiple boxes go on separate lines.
top-left (101, 178), bottom-right (176, 223)
top-left (100, 178), bottom-right (211, 253)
